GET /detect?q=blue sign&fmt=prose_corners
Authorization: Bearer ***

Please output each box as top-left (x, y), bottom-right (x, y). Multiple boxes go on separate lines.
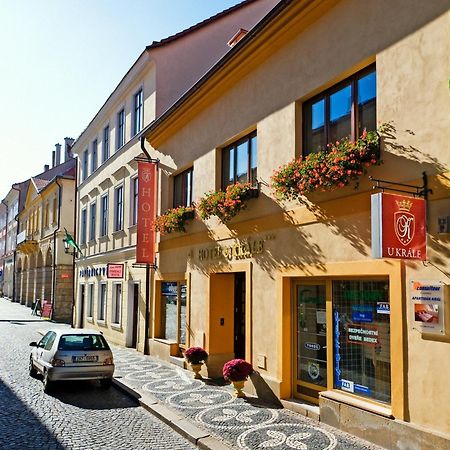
top-left (354, 384), bottom-right (371, 395)
top-left (352, 311), bottom-right (373, 323)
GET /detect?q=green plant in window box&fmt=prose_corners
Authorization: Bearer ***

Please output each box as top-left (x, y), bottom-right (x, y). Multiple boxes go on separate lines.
top-left (197, 182), bottom-right (258, 223)
top-left (271, 126), bottom-right (385, 201)
top-left (153, 206), bottom-right (195, 234)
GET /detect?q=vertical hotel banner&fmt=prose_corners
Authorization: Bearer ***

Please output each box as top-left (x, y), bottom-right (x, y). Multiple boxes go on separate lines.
top-left (372, 192), bottom-right (426, 260)
top-left (136, 161), bottom-right (157, 265)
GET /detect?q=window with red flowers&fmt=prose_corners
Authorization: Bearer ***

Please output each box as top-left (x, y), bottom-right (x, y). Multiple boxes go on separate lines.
top-left (303, 66), bottom-right (376, 156)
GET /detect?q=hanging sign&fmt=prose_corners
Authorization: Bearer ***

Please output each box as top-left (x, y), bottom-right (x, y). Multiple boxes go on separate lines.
top-left (411, 280), bottom-right (445, 334)
top-left (371, 193), bottom-right (426, 260)
top-left (136, 161), bottom-right (157, 265)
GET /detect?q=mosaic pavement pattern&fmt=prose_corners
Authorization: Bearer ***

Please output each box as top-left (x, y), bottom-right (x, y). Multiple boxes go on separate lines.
top-left (112, 347), bottom-right (382, 450)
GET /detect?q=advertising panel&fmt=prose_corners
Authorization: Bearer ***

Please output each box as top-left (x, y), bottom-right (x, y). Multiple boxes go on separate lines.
top-left (136, 161), bottom-right (157, 265)
top-left (372, 192), bottom-right (426, 260)
top-left (107, 263), bottom-right (124, 279)
top-left (410, 280), bottom-right (445, 334)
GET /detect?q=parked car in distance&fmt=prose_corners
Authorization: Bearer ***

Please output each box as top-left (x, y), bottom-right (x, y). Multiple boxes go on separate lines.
top-left (29, 329), bottom-right (114, 393)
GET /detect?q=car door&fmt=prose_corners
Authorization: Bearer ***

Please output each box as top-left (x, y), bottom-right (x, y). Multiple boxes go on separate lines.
top-left (34, 332), bottom-right (51, 372)
top-left (40, 332), bottom-right (57, 370)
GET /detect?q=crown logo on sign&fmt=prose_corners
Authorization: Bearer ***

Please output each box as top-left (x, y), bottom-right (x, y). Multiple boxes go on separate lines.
top-left (396, 199), bottom-right (413, 211)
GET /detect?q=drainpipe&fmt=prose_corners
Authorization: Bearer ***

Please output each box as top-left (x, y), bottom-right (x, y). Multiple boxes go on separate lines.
top-left (11, 184), bottom-right (21, 302)
top-left (51, 178), bottom-right (63, 321)
top-left (71, 158), bottom-right (78, 328)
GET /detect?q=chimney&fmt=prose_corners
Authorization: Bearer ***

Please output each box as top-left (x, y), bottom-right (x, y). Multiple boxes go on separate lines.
top-left (55, 143), bottom-right (61, 166)
top-left (64, 137), bottom-right (75, 161)
top-left (44, 164), bottom-right (50, 172)
top-left (52, 150), bottom-right (56, 168)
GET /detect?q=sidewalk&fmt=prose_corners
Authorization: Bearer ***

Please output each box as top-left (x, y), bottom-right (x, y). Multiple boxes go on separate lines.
top-left (0, 297), bottom-right (45, 323)
top-left (111, 346), bottom-right (383, 450)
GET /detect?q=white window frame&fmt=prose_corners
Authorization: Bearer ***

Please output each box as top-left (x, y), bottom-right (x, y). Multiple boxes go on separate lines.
top-left (100, 194), bottom-right (108, 237)
top-left (116, 108), bottom-right (125, 150)
top-left (80, 208), bottom-right (87, 245)
top-left (133, 88), bottom-right (143, 136)
top-left (91, 139), bottom-right (98, 173)
top-left (98, 281), bottom-right (107, 322)
top-left (114, 184), bottom-right (124, 232)
top-left (102, 125), bottom-right (110, 163)
top-left (130, 176), bottom-right (138, 226)
top-left (87, 283), bottom-right (95, 319)
top-left (112, 282), bottom-right (122, 326)
top-left (82, 149), bottom-right (89, 181)
top-left (89, 201), bottom-right (96, 241)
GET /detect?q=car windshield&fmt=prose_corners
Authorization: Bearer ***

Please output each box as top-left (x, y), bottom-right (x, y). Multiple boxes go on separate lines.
top-left (57, 334), bottom-right (110, 351)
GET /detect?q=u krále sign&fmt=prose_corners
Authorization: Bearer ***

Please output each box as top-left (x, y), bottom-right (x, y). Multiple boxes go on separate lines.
top-left (136, 161), bottom-right (157, 265)
top-left (372, 192), bottom-right (426, 260)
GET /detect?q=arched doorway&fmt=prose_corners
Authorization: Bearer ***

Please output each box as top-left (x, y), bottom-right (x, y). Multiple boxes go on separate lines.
top-left (44, 247), bottom-right (53, 302)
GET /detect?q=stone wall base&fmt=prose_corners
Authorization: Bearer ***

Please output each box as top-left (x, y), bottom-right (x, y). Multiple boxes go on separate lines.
top-left (319, 395), bottom-right (450, 450)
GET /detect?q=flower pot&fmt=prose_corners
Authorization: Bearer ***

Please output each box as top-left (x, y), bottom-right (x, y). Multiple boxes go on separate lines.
top-left (182, 209), bottom-right (195, 220)
top-left (240, 187), bottom-right (259, 201)
top-left (231, 379), bottom-right (246, 398)
top-left (190, 363), bottom-right (203, 379)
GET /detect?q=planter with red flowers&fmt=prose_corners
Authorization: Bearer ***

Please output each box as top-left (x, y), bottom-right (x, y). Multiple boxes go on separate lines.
top-left (184, 346), bottom-right (208, 379)
top-left (223, 358), bottom-right (254, 397)
top-left (153, 206), bottom-right (195, 235)
top-left (271, 128), bottom-right (382, 201)
top-left (197, 182), bottom-right (259, 223)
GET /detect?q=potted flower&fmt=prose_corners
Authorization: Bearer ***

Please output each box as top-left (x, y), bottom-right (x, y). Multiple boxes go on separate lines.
top-left (153, 206), bottom-right (195, 234)
top-left (271, 128), bottom-right (383, 201)
top-left (223, 358), bottom-right (253, 397)
top-left (198, 182), bottom-right (258, 223)
top-left (184, 346), bottom-right (208, 379)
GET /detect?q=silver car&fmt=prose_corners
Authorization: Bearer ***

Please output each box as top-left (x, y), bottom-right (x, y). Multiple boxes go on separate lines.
top-left (29, 328), bottom-right (114, 393)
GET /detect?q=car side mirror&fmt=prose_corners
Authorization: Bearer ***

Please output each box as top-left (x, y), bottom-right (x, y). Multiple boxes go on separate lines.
top-left (29, 342), bottom-right (38, 347)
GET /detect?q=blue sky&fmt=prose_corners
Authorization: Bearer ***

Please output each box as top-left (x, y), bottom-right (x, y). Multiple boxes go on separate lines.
top-left (0, 0), bottom-right (242, 198)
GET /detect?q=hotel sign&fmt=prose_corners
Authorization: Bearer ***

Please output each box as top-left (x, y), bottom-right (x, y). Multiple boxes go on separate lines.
top-left (136, 161), bottom-right (157, 265)
top-left (371, 193), bottom-right (426, 260)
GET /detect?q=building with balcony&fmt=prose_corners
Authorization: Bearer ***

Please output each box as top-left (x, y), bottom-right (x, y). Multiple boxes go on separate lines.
top-left (72, 0), bottom-right (279, 353)
top-left (141, 0), bottom-right (449, 447)
top-left (15, 147), bottom-right (76, 322)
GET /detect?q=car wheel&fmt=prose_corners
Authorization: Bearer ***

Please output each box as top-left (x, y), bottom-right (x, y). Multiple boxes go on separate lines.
top-left (100, 378), bottom-right (112, 389)
top-left (29, 357), bottom-right (38, 378)
top-left (43, 370), bottom-right (52, 393)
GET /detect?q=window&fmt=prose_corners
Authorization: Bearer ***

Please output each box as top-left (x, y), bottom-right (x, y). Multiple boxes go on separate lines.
top-left (117, 109), bottom-right (125, 149)
top-left (112, 283), bottom-right (122, 325)
top-left (160, 281), bottom-right (186, 345)
top-left (222, 131), bottom-right (257, 189)
top-left (133, 89), bottom-right (143, 135)
top-left (333, 279), bottom-right (390, 403)
top-left (114, 185), bottom-right (124, 231)
top-left (82, 149), bottom-right (89, 181)
top-left (303, 67), bottom-right (376, 156)
top-left (89, 202), bottom-right (96, 241)
top-left (98, 282), bottom-right (107, 321)
top-left (80, 208), bottom-right (87, 245)
top-left (87, 283), bottom-right (94, 318)
top-left (91, 139), bottom-right (98, 173)
top-left (102, 125), bottom-right (110, 162)
top-left (44, 332), bottom-right (57, 351)
top-left (100, 194), bottom-right (108, 236)
top-left (173, 168), bottom-right (193, 208)
top-left (131, 177), bottom-right (138, 225)
top-left (52, 197), bottom-right (57, 224)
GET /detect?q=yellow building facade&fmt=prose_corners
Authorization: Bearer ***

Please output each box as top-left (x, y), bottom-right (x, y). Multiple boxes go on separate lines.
top-left (142, 0), bottom-right (450, 447)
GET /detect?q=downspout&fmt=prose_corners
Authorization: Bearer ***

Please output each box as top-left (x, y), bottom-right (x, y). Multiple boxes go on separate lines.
top-left (52, 178), bottom-right (63, 321)
top-left (1, 200), bottom-right (8, 298)
top-left (11, 184), bottom-right (21, 303)
top-left (71, 158), bottom-right (78, 328)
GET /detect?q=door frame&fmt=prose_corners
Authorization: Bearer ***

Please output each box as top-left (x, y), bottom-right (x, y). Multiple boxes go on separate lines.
top-left (126, 281), bottom-right (140, 348)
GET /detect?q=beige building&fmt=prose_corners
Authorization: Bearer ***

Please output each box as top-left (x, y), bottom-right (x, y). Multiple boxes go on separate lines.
top-left (16, 153), bottom-right (76, 323)
top-left (72, 0), bottom-right (279, 352)
top-left (140, 0), bottom-right (450, 448)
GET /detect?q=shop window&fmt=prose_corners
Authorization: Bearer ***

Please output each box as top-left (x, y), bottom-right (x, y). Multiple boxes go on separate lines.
top-left (98, 282), bottom-right (107, 321)
top-left (112, 283), bottom-right (122, 325)
top-left (333, 279), bottom-right (390, 404)
top-left (173, 168), bottom-right (193, 208)
top-left (87, 283), bottom-right (94, 318)
top-left (303, 66), bottom-right (376, 156)
top-left (221, 131), bottom-right (257, 189)
top-left (160, 281), bottom-right (186, 345)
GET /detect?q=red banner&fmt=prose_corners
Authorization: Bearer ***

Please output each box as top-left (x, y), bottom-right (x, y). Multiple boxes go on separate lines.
top-left (136, 161), bottom-right (157, 264)
top-left (372, 192), bottom-right (426, 260)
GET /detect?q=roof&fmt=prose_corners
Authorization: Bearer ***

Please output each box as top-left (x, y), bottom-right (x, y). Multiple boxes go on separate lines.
top-left (146, 0), bottom-right (260, 49)
top-left (72, 0), bottom-right (264, 149)
top-left (31, 177), bottom-right (50, 193)
top-left (139, 0), bottom-right (293, 142)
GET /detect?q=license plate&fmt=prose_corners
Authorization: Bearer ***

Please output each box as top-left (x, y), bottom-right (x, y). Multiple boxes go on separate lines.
top-left (73, 355), bottom-right (98, 362)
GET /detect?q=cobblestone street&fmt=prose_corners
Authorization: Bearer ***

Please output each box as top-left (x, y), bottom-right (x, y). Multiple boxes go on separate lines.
top-left (0, 298), bottom-right (196, 450)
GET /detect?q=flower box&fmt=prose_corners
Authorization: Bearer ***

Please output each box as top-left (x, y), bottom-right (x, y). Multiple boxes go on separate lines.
top-left (153, 206), bottom-right (195, 234)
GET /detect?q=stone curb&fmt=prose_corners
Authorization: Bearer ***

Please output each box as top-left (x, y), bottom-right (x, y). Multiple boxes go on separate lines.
top-left (112, 377), bottom-right (232, 450)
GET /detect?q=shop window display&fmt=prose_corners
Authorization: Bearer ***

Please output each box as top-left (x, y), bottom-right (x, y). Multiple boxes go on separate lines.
top-left (333, 279), bottom-right (391, 403)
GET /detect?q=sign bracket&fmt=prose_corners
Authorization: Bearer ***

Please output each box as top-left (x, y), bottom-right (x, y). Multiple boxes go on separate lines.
top-left (369, 171), bottom-right (432, 201)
